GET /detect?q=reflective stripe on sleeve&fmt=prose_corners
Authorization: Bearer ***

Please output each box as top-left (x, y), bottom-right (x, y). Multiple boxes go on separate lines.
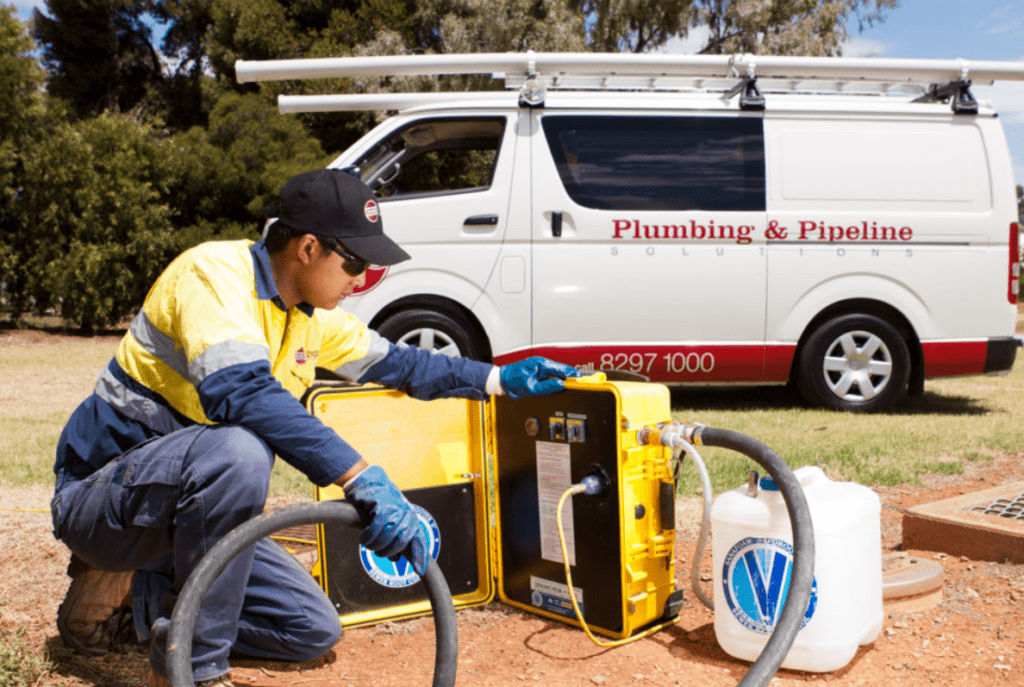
top-left (189, 338), bottom-right (272, 385)
top-left (333, 330), bottom-right (391, 382)
top-left (129, 310), bottom-right (190, 381)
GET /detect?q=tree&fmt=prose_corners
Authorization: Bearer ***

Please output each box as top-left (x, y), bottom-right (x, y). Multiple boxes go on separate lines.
top-left (0, 5), bottom-right (44, 134)
top-left (11, 114), bottom-right (178, 331)
top-left (407, 0), bottom-right (586, 55)
top-left (568, 0), bottom-right (695, 53)
top-left (298, 0), bottom-right (588, 151)
top-left (201, 0), bottom-right (417, 83)
top-left (162, 92), bottom-right (329, 245)
top-left (572, 0), bottom-right (898, 55)
top-left (0, 6), bottom-right (51, 318)
top-left (694, 0), bottom-right (899, 56)
top-left (32, 0), bottom-right (164, 118)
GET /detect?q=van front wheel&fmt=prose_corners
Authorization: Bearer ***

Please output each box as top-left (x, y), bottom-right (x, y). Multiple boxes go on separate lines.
top-left (796, 314), bottom-right (910, 412)
top-left (377, 308), bottom-right (487, 361)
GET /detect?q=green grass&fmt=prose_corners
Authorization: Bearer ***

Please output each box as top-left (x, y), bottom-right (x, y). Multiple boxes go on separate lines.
top-left (0, 625), bottom-right (54, 687)
top-left (668, 363), bottom-right (1024, 495)
top-left (3, 321), bottom-right (1024, 499)
top-left (0, 597), bottom-right (66, 687)
top-left (0, 324), bottom-right (313, 497)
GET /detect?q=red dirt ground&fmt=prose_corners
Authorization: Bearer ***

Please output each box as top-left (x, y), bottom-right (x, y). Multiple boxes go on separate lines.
top-left (3, 452), bottom-right (1023, 687)
top-left (1, 327), bottom-right (1022, 687)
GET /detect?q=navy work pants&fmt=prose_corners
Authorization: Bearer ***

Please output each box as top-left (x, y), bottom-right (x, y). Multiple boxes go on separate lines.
top-left (51, 424), bottom-right (341, 681)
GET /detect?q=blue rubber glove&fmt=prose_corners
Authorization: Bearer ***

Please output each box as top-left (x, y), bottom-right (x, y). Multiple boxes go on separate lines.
top-left (343, 465), bottom-right (429, 576)
top-left (499, 356), bottom-right (580, 399)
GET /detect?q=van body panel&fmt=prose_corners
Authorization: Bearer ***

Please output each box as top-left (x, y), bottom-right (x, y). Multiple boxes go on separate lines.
top-left (527, 110), bottom-right (768, 381)
top-left (338, 113), bottom-right (518, 338)
top-left (472, 110), bottom-right (537, 357)
top-left (347, 262), bottom-right (488, 318)
top-left (762, 108), bottom-right (1018, 397)
top-left (323, 87), bottom-right (1019, 410)
top-left (921, 340), bottom-right (988, 377)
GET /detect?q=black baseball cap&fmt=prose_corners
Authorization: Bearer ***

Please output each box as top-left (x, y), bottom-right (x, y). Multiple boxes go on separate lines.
top-left (271, 169), bottom-right (410, 266)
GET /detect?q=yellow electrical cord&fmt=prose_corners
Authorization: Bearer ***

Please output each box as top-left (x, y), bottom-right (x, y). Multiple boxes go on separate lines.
top-left (555, 485), bottom-right (679, 648)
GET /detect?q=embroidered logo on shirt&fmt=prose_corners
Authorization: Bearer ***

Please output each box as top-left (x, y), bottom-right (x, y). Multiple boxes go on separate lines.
top-left (295, 347), bottom-right (307, 365)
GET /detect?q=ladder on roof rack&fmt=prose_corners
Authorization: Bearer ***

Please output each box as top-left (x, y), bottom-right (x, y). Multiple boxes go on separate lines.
top-left (234, 51), bottom-right (1024, 114)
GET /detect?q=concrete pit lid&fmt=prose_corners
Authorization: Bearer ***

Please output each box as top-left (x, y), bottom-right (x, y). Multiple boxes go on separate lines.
top-left (902, 480), bottom-right (1024, 564)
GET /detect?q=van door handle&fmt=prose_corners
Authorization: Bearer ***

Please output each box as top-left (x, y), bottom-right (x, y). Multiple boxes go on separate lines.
top-left (552, 211), bottom-right (563, 238)
top-left (464, 214), bottom-right (499, 226)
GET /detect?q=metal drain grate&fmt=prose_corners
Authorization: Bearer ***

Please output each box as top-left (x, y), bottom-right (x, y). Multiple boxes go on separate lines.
top-left (970, 493), bottom-right (1024, 519)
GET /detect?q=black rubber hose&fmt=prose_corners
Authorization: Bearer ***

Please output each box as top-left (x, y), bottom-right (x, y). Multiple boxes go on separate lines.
top-left (696, 427), bottom-right (816, 687)
top-left (166, 500), bottom-right (458, 687)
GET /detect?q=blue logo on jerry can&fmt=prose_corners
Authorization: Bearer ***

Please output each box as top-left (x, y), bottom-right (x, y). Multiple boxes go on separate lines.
top-left (359, 504), bottom-right (442, 588)
top-left (722, 537), bottom-right (818, 634)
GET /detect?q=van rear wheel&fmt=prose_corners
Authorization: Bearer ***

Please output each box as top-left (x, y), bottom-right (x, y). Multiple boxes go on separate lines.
top-left (796, 314), bottom-right (910, 412)
top-left (377, 308), bottom-right (487, 361)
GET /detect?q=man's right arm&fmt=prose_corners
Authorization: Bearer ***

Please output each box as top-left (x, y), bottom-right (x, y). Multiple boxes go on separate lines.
top-left (197, 360), bottom-right (362, 487)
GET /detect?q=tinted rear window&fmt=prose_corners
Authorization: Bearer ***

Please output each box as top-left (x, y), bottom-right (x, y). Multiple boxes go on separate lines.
top-left (542, 115), bottom-right (765, 211)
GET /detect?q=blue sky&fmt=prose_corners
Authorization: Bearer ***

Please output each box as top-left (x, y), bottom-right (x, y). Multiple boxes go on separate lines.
top-left (849, 1), bottom-right (1024, 186)
top-left (12, 1), bottom-right (1024, 184)
top-left (663, 1), bottom-right (1024, 186)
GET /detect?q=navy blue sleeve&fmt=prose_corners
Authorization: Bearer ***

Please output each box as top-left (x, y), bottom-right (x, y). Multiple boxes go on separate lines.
top-left (198, 361), bottom-right (360, 487)
top-left (357, 342), bottom-right (493, 400)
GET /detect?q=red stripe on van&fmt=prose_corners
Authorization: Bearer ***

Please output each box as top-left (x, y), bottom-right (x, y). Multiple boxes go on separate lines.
top-left (495, 344), bottom-right (797, 383)
top-left (920, 341), bottom-right (987, 377)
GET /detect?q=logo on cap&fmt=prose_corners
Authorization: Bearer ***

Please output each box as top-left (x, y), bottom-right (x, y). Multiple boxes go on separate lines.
top-left (364, 200), bottom-right (379, 223)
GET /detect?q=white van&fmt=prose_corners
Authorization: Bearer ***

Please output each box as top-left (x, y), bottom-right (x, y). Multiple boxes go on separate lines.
top-left (237, 53), bottom-right (1023, 412)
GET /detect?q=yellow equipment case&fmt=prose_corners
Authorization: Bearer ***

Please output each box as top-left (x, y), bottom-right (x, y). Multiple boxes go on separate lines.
top-left (306, 374), bottom-right (681, 640)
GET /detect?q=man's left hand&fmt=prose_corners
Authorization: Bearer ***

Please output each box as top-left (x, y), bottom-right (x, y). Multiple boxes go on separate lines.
top-left (499, 356), bottom-right (580, 398)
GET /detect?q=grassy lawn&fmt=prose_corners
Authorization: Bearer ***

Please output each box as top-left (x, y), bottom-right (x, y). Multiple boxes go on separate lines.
top-left (2, 317), bottom-right (1022, 499)
top-left (667, 373), bottom-right (1021, 495)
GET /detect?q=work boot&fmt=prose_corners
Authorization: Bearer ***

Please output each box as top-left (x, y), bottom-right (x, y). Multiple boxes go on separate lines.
top-left (147, 666), bottom-right (235, 687)
top-left (56, 556), bottom-right (136, 657)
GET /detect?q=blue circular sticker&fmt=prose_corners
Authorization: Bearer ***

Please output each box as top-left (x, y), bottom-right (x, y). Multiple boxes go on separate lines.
top-left (359, 504), bottom-right (442, 588)
top-left (722, 537), bottom-right (818, 634)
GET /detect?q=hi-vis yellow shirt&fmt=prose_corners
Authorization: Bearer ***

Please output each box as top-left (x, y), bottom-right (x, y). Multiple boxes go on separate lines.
top-left (116, 239), bottom-right (373, 425)
top-left (56, 239), bottom-right (493, 487)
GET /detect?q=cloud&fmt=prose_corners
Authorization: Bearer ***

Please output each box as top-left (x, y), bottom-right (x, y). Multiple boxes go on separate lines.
top-left (655, 26), bottom-right (712, 55)
top-left (976, 4), bottom-right (1024, 37)
top-left (842, 37), bottom-right (889, 58)
top-left (975, 80), bottom-right (1024, 123)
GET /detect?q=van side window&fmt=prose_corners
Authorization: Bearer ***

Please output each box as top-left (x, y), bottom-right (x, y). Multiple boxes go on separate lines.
top-left (356, 117), bottom-right (506, 198)
top-left (542, 115), bottom-right (765, 211)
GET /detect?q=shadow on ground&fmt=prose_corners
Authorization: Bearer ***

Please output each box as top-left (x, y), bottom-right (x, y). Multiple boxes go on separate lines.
top-left (669, 385), bottom-right (992, 417)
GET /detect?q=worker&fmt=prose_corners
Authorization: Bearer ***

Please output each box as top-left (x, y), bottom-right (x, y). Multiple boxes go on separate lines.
top-left (50, 168), bottom-right (579, 687)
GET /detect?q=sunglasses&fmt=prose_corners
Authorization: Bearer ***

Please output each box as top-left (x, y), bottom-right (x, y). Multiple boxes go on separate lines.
top-left (321, 240), bottom-right (371, 276)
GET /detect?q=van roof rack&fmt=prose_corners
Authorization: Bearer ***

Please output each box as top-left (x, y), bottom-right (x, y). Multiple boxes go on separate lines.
top-left (235, 51), bottom-right (1024, 115)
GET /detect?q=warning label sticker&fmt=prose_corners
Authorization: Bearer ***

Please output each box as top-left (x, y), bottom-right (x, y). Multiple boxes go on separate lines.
top-left (536, 441), bottom-right (575, 564)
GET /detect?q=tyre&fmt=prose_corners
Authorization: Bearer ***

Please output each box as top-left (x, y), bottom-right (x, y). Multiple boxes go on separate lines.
top-left (795, 314), bottom-right (910, 412)
top-left (376, 308), bottom-right (487, 361)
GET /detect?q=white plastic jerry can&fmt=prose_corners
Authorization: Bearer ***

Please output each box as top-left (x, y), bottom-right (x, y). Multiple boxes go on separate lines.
top-left (711, 465), bottom-right (883, 672)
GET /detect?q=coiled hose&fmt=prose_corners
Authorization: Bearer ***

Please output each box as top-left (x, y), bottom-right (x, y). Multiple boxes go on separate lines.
top-left (166, 500), bottom-right (458, 687)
